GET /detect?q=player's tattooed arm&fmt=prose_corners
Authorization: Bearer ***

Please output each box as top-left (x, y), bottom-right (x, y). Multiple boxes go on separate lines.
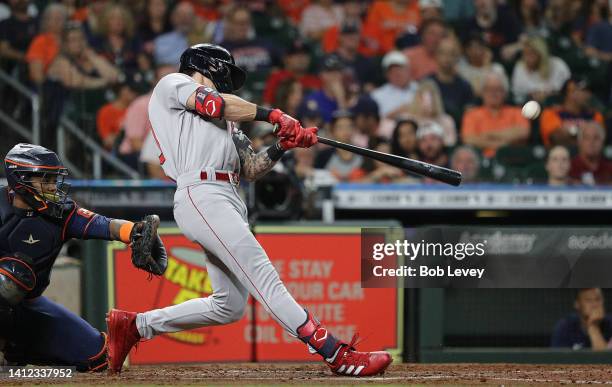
top-left (232, 130), bottom-right (283, 181)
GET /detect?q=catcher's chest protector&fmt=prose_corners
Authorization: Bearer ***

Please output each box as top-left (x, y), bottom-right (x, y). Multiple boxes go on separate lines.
top-left (0, 187), bottom-right (64, 298)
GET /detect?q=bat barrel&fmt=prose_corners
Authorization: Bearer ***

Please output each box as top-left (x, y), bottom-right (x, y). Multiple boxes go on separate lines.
top-left (317, 136), bottom-right (462, 186)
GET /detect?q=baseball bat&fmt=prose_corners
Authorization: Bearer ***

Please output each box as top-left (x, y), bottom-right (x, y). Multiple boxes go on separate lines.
top-left (316, 136), bottom-right (462, 186)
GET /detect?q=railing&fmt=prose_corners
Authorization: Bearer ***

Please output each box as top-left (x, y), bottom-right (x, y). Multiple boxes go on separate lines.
top-left (0, 69), bottom-right (140, 179)
top-left (57, 117), bottom-right (140, 179)
top-left (0, 69), bottom-right (40, 144)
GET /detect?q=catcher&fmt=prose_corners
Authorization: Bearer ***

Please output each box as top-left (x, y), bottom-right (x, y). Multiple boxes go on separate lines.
top-left (0, 143), bottom-right (167, 371)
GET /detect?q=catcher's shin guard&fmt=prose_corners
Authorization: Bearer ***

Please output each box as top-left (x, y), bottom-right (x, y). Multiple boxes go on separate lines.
top-left (106, 309), bottom-right (140, 374)
top-left (297, 310), bottom-right (393, 377)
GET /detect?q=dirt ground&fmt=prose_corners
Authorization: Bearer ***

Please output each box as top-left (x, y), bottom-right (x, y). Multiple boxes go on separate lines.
top-left (2, 363), bottom-right (612, 386)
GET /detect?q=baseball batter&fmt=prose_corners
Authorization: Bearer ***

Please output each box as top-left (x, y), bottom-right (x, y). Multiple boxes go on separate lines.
top-left (107, 44), bottom-right (392, 377)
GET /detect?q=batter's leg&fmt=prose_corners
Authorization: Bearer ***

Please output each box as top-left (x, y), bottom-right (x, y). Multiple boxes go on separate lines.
top-left (136, 250), bottom-right (248, 339)
top-left (178, 185), bottom-right (307, 334)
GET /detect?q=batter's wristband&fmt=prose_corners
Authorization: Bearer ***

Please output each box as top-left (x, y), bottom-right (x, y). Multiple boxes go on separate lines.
top-left (119, 222), bottom-right (135, 244)
top-left (255, 106), bottom-right (273, 122)
top-left (267, 142), bottom-right (286, 161)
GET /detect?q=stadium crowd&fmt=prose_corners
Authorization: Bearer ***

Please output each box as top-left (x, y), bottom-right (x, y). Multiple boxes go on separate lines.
top-left (1, 0), bottom-right (612, 186)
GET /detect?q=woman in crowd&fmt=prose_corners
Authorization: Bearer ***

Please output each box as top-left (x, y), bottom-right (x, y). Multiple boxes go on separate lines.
top-left (91, 3), bottom-right (141, 72)
top-left (391, 119), bottom-right (419, 160)
top-left (138, 0), bottom-right (171, 55)
top-left (511, 36), bottom-right (571, 104)
top-left (26, 3), bottom-right (68, 85)
top-left (546, 145), bottom-right (573, 186)
top-left (402, 80), bottom-right (457, 146)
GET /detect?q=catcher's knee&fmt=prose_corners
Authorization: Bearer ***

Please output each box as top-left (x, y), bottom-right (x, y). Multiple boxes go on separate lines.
top-left (76, 332), bottom-right (108, 373)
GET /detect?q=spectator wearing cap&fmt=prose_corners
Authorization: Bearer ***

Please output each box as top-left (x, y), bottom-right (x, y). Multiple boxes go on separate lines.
top-left (370, 51), bottom-right (418, 118)
top-left (546, 145), bottom-right (572, 186)
top-left (361, 0), bottom-right (421, 56)
top-left (417, 121), bottom-right (448, 170)
top-left (297, 99), bottom-right (325, 133)
top-left (0, 0), bottom-right (38, 75)
top-left (299, 0), bottom-right (343, 41)
top-left (391, 119), bottom-right (419, 159)
top-left (329, 21), bottom-right (380, 91)
top-left (450, 145), bottom-right (481, 183)
top-left (118, 64), bottom-right (175, 167)
top-left (427, 37), bottom-right (474, 125)
top-left (403, 18), bottom-right (447, 81)
top-left (570, 122), bottom-right (612, 185)
top-left (461, 71), bottom-right (529, 158)
top-left (301, 54), bottom-right (348, 123)
top-left (97, 80), bottom-right (138, 151)
top-left (350, 95), bottom-right (380, 148)
top-left (263, 40), bottom-right (320, 105)
top-left (26, 3), bottom-right (67, 85)
top-left (316, 110), bottom-right (365, 182)
top-left (539, 78), bottom-right (604, 147)
top-left (511, 36), bottom-right (570, 104)
top-left (153, 2), bottom-right (195, 66)
top-left (458, 34), bottom-right (507, 97)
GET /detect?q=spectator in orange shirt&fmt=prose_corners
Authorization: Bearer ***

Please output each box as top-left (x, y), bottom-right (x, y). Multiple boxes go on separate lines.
top-left (403, 18), bottom-right (447, 80)
top-left (539, 77), bottom-right (604, 148)
top-left (461, 71), bottom-right (529, 158)
top-left (362, 0), bottom-right (421, 56)
top-left (26, 3), bottom-right (67, 85)
top-left (97, 80), bottom-right (138, 151)
top-left (570, 121), bottom-right (612, 185)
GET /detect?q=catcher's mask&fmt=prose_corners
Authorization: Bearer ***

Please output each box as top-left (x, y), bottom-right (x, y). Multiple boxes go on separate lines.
top-left (179, 43), bottom-right (246, 93)
top-left (4, 143), bottom-right (70, 219)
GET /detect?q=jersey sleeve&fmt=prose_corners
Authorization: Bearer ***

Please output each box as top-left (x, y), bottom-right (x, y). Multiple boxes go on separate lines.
top-left (62, 204), bottom-right (112, 241)
top-left (157, 73), bottom-right (200, 110)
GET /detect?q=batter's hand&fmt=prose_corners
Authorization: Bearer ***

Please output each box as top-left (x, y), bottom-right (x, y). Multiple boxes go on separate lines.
top-left (269, 109), bottom-right (300, 139)
top-left (279, 126), bottom-right (318, 150)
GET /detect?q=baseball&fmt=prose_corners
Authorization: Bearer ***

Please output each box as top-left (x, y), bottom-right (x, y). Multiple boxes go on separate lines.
top-left (521, 100), bottom-right (541, 120)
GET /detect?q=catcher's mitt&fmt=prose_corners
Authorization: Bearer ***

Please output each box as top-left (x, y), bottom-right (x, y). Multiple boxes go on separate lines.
top-left (130, 215), bottom-right (168, 276)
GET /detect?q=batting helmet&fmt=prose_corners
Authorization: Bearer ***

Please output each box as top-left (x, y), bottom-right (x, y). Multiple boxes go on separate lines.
top-left (4, 143), bottom-right (70, 219)
top-left (179, 43), bottom-right (246, 93)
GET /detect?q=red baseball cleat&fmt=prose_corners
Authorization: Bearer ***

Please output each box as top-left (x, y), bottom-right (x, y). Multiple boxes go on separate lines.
top-left (327, 335), bottom-right (393, 377)
top-left (106, 308), bottom-right (140, 374)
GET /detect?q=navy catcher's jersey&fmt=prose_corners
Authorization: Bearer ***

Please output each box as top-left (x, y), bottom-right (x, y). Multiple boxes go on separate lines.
top-left (0, 187), bottom-right (111, 298)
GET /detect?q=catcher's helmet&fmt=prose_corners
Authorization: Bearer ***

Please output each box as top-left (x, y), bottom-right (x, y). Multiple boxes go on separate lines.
top-left (179, 43), bottom-right (246, 93)
top-left (4, 143), bottom-right (70, 218)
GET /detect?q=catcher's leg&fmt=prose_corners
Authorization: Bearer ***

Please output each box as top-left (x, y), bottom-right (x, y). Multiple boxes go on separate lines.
top-left (7, 297), bottom-right (107, 372)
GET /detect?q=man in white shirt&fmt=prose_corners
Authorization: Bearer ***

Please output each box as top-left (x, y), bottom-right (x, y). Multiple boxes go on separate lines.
top-left (370, 50), bottom-right (418, 118)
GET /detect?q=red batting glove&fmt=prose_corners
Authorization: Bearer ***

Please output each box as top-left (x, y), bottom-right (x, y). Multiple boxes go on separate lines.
top-left (279, 126), bottom-right (318, 150)
top-left (269, 109), bottom-right (301, 139)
